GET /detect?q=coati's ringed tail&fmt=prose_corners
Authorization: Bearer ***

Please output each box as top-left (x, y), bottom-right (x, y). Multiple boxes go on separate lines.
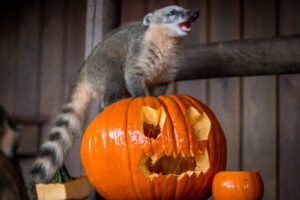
top-left (31, 80), bottom-right (96, 182)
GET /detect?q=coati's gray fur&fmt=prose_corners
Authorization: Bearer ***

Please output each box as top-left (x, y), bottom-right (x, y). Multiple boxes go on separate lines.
top-left (31, 5), bottom-right (199, 183)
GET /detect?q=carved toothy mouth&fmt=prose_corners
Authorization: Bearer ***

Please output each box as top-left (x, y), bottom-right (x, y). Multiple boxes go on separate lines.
top-left (139, 149), bottom-right (209, 179)
top-left (139, 104), bottom-right (212, 179)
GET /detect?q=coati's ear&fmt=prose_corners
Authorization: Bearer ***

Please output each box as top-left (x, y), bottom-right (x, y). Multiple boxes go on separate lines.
top-left (143, 12), bottom-right (154, 26)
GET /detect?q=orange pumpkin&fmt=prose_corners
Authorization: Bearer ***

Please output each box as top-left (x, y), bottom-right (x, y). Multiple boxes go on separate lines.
top-left (212, 171), bottom-right (264, 200)
top-left (81, 94), bottom-right (226, 199)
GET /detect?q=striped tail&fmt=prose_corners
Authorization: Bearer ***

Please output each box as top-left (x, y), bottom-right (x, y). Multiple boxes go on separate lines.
top-left (30, 80), bottom-right (96, 183)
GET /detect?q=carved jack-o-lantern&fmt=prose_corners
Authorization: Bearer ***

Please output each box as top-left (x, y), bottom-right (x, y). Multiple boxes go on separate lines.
top-left (81, 95), bottom-right (226, 199)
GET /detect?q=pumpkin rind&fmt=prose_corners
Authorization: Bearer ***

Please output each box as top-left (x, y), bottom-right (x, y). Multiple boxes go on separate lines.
top-left (81, 94), bottom-right (227, 199)
top-left (212, 171), bottom-right (264, 200)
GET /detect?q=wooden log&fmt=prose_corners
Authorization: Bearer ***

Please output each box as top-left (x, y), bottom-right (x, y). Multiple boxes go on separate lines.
top-left (178, 34), bottom-right (300, 80)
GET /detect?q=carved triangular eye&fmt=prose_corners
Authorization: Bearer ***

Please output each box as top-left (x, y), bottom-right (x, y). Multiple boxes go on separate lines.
top-left (186, 107), bottom-right (211, 140)
top-left (141, 106), bottom-right (166, 139)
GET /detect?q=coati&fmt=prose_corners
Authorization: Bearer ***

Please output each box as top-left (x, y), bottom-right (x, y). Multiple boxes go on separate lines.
top-left (31, 5), bottom-right (199, 183)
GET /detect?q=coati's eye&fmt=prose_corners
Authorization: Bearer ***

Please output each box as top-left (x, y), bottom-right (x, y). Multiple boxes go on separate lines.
top-left (168, 10), bottom-right (177, 16)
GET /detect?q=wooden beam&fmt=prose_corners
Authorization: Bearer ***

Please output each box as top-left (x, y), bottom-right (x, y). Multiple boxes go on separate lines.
top-left (178, 34), bottom-right (300, 80)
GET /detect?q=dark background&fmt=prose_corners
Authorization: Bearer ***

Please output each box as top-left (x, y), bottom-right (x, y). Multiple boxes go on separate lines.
top-left (0, 0), bottom-right (299, 199)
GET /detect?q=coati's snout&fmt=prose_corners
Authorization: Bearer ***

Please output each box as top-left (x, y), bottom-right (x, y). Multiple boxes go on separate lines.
top-left (143, 5), bottom-right (200, 37)
top-left (178, 9), bottom-right (200, 34)
top-left (188, 10), bottom-right (200, 22)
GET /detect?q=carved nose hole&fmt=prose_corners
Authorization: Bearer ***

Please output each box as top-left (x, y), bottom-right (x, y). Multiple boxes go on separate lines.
top-left (143, 123), bottom-right (161, 139)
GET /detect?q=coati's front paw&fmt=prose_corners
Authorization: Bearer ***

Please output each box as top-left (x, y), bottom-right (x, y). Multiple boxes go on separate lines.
top-left (126, 83), bottom-right (150, 97)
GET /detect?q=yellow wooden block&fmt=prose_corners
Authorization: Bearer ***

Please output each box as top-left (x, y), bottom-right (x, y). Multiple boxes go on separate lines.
top-left (36, 176), bottom-right (90, 200)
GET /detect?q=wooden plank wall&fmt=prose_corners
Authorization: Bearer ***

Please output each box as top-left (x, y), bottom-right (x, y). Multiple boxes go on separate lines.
top-left (0, 0), bottom-right (299, 199)
top-left (0, 0), bottom-right (87, 185)
top-left (242, 1), bottom-right (277, 199)
top-left (278, 0), bottom-right (300, 199)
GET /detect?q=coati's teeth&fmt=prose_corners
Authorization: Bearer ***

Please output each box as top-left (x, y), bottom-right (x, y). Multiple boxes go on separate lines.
top-left (181, 27), bottom-right (191, 32)
top-left (180, 26), bottom-right (191, 32)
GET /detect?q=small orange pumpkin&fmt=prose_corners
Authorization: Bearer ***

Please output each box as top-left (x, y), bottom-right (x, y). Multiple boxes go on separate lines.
top-left (81, 94), bottom-right (226, 199)
top-left (212, 171), bottom-right (264, 200)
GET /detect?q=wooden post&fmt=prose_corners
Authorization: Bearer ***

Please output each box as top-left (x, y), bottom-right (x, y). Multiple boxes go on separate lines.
top-left (178, 34), bottom-right (300, 80)
top-left (84, 1), bottom-right (121, 199)
top-left (101, 0), bottom-right (121, 35)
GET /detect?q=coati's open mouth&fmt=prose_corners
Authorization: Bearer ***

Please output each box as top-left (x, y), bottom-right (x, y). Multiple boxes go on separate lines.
top-left (179, 21), bottom-right (192, 33)
top-left (139, 150), bottom-right (209, 179)
top-left (178, 10), bottom-right (199, 33)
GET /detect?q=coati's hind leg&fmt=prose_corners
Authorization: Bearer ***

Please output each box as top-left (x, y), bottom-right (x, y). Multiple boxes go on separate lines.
top-left (30, 79), bottom-right (98, 183)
